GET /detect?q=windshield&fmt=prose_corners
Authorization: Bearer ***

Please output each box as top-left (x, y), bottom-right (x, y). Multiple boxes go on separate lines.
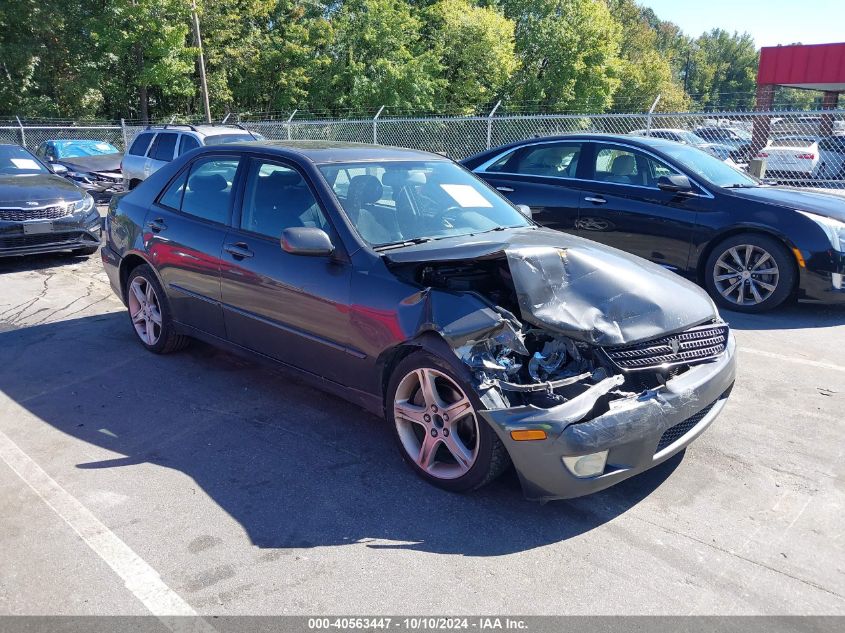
top-left (0, 145), bottom-right (48, 175)
top-left (54, 140), bottom-right (119, 158)
top-left (658, 143), bottom-right (758, 188)
top-left (319, 160), bottom-right (531, 247)
top-left (203, 133), bottom-right (264, 145)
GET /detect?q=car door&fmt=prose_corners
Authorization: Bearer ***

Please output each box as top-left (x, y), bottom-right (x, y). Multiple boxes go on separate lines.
top-left (575, 142), bottom-right (708, 273)
top-left (145, 132), bottom-right (178, 178)
top-left (472, 141), bottom-right (585, 232)
top-left (144, 154), bottom-right (243, 339)
top-left (219, 156), bottom-right (353, 381)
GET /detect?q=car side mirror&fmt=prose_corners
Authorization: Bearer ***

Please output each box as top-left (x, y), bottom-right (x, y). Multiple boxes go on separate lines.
top-left (281, 227), bottom-right (335, 257)
top-left (51, 163), bottom-right (68, 175)
top-left (516, 204), bottom-right (533, 218)
top-left (657, 174), bottom-right (693, 194)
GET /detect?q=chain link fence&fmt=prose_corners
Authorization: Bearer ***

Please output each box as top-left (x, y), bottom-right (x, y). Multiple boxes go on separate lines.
top-left (5, 109), bottom-right (845, 190)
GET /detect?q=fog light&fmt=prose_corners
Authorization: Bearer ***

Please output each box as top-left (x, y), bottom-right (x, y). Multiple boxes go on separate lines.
top-left (833, 273), bottom-right (843, 290)
top-left (562, 451), bottom-right (608, 478)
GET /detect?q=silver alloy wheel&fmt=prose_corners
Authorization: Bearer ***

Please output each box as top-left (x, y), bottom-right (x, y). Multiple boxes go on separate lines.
top-left (713, 244), bottom-right (780, 306)
top-left (393, 367), bottom-right (480, 479)
top-left (128, 276), bottom-right (163, 346)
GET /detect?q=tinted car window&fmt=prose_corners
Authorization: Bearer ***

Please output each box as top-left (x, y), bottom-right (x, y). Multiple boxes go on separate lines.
top-left (178, 134), bottom-right (200, 156)
top-left (159, 170), bottom-right (188, 210)
top-left (499, 143), bottom-right (582, 177)
top-left (592, 144), bottom-right (681, 187)
top-left (180, 158), bottom-right (240, 224)
top-left (241, 161), bottom-right (325, 238)
top-left (150, 133), bottom-right (178, 162)
top-left (129, 132), bottom-right (154, 156)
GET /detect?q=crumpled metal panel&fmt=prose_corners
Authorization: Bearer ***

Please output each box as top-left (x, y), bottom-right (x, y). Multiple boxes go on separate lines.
top-left (386, 227), bottom-right (716, 347)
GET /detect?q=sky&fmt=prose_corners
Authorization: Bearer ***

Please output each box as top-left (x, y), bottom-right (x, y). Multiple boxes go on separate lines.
top-left (639, 0), bottom-right (845, 48)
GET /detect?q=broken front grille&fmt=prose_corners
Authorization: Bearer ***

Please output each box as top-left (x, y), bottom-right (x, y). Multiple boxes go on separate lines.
top-left (655, 400), bottom-right (717, 453)
top-left (603, 323), bottom-right (730, 370)
top-left (0, 205), bottom-right (72, 222)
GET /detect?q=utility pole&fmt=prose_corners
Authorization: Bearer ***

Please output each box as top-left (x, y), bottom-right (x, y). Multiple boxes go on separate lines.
top-left (683, 49), bottom-right (692, 96)
top-left (190, 0), bottom-right (212, 123)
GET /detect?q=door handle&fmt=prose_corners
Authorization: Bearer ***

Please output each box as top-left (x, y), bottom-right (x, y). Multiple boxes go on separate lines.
top-left (496, 186), bottom-right (515, 193)
top-left (224, 242), bottom-right (254, 259)
top-left (148, 218), bottom-right (167, 232)
top-left (584, 196), bottom-right (607, 204)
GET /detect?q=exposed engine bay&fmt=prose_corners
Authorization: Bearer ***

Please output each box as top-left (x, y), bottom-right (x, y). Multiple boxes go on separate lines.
top-left (407, 255), bottom-right (721, 415)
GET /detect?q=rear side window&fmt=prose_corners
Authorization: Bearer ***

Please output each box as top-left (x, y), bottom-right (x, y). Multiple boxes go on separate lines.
top-left (510, 143), bottom-right (582, 178)
top-left (150, 133), bottom-right (178, 161)
top-left (178, 134), bottom-right (200, 156)
top-left (128, 132), bottom-right (154, 156)
top-left (180, 158), bottom-right (241, 224)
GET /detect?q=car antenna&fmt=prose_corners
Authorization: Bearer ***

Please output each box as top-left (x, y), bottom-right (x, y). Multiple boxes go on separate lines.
top-left (234, 122), bottom-right (258, 140)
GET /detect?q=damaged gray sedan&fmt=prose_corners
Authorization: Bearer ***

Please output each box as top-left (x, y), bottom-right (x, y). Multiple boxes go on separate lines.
top-left (102, 141), bottom-right (736, 501)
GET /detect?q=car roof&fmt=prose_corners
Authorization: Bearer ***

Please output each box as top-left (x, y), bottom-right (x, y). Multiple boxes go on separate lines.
top-left (193, 140), bottom-right (449, 164)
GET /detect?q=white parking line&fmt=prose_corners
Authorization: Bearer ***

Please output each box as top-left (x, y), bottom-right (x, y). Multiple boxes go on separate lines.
top-left (742, 347), bottom-right (845, 374)
top-left (0, 426), bottom-right (215, 630)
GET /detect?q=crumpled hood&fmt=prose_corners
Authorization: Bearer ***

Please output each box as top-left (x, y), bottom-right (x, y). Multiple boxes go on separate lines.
top-left (58, 153), bottom-right (123, 173)
top-left (384, 227), bottom-right (717, 346)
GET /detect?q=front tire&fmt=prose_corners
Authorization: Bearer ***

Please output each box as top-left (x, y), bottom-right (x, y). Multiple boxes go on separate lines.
top-left (386, 351), bottom-right (510, 492)
top-left (705, 233), bottom-right (795, 313)
top-left (125, 264), bottom-right (189, 353)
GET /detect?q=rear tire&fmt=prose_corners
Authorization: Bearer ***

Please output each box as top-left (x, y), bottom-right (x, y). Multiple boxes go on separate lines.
top-left (704, 233), bottom-right (795, 313)
top-left (386, 351), bottom-right (510, 493)
top-left (125, 264), bottom-right (189, 354)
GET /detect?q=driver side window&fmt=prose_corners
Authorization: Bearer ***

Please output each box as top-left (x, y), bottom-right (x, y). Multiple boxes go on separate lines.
top-left (240, 161), bottom-right (327, 239)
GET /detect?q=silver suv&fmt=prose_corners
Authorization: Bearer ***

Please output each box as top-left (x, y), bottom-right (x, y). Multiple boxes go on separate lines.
top-left (122, 124), bottom-right (262, 189)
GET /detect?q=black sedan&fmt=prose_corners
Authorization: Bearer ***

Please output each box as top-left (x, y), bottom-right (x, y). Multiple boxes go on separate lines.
top-left (463, 134), bottom-right (845, 312)
top-left (0, 144), bottom-right (102, 258)
top-left (102, 141), bottom-right (736, 501)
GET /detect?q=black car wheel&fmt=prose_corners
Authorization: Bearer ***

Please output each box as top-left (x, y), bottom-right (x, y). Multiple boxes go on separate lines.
top-left (705, 233), bottom-right (795, 313)
top-left (125, 264), bottom-right (189, 353)
top-left (386, 351), bottom-right (510, 492)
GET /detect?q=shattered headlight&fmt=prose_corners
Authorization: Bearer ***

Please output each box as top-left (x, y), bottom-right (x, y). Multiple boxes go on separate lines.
top-left (797, 210), bottom-right (844, 252)
top-left (71, 194), bottom-right (95, 215)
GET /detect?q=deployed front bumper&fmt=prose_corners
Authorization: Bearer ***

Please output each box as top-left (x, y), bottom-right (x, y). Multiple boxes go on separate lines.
top-left (0, 209), bottom-right (102, 257)
top-left (481, 334), bottom-right (737, 500)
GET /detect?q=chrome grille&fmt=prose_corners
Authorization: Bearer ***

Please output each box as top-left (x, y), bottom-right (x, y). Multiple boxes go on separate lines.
top-left (604, 323), bottom-right (730, 370)
top-left (0, 204), bottom-right (72, 222)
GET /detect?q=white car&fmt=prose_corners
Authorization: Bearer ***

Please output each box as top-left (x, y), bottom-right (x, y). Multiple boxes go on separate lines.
top-left (757, 136), bottom-right (819, 180)
top-left (122, 124), bottom-right (263, 189)
top-left (816, 135), bottom-right (845, 180)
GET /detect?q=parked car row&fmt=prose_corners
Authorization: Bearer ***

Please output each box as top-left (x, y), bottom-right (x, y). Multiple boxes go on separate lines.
top-left (630, 124), bottom-right (845, 182)
top-left (3, 129), bottom-right (844, 501)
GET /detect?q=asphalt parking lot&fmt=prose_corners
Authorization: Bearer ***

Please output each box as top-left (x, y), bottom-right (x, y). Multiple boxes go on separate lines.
top-left (0, 240), bottom-right (843, 616)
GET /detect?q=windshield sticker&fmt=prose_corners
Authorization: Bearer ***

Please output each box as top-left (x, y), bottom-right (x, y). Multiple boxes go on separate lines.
top-left (11, 158), bottom-right (41, 170)
top-left (439, 184), bottom-right (493, 208)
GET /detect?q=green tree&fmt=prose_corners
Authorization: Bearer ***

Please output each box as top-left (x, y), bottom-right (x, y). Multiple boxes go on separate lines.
top-left (0, 0), bottom-right (103, 118)
top-left (199, 0), bottom-right (332, 114)
top-left (93, 0), bottom-right (196, 121)
top-left (609, 0), bottom-right (689, 112)
top-left (308, 0), bottom-right (443, 113)
top-left (500, 0), bottom-right (622, 112)
top-left (424, 0), bottom-right (518, 113)
top-left (686, 29), bottom-right (758, 110)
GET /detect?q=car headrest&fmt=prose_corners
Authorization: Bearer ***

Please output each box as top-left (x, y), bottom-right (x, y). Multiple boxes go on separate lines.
top-left (266, 169), bottom-right (302, 187)
top-left (610, 155), bottom-right (636, 176)
top-left (348, 175), bottom-right (383, 205)
top-left (189, 173), bottom-right (227, 193)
